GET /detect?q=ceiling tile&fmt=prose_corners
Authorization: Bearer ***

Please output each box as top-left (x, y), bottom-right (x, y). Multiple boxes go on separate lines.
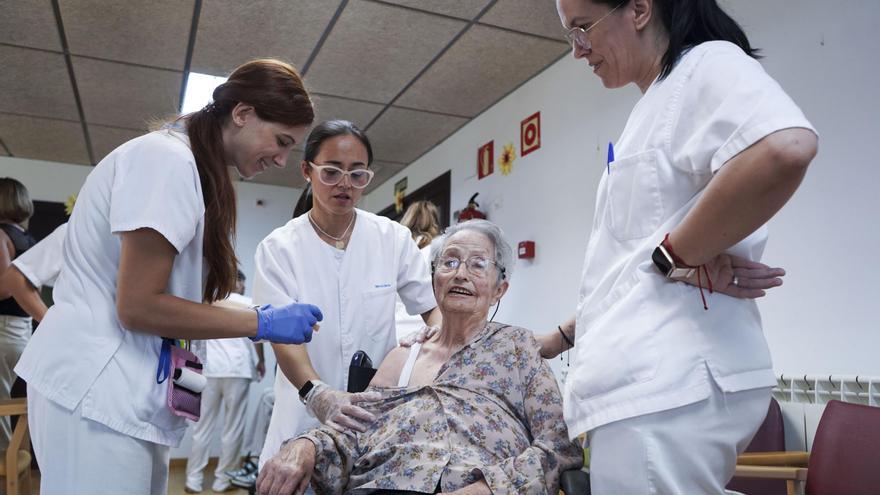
top-left (311, 94), bottom-right (384, 130)
top-left (191, 0), bottom-right (342, 77)
top-left (88, 124), bottom-right (145, 163)
top-left (59, 0), bottom-right (193, 70)
top-left (367, 107), bottom-right (467, 163)
top-left (305, 0), bottom-right (466, 102)
top-left (0, 113), bottom-right (89, 164)
top-left (481, 0), bottom-right (568, 40)
top-left (74, 57), bottom-right (182, 129)
top-left (244, 162), bottom-right (308, 189)
top-left (363, 160), bottom-right (406, 195)
top-left (0, 0), bottom-right (63, 51)
top-left (0, 46), bottom-right (79, 120)
top-left (377, 0), bottom-right (490, 20)
top-left (395, 24), bottom-right (566, 117)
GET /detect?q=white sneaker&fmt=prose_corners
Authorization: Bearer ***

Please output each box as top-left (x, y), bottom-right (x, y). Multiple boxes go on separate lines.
top-left (211, 478), bottom-right (233, 492)
top-left (184, 481), bottom-right (202, 493)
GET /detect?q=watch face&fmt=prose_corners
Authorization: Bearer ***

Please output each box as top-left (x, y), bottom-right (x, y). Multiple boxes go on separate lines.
top-left (652, 246), bottom-right (672, 275)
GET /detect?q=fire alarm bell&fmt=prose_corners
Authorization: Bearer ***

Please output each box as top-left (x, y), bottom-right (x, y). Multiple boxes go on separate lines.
top-left (518, 241), bottom-right (535, 259)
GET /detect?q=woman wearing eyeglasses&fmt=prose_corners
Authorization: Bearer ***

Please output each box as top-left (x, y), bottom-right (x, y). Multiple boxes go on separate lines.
top-left (252, 120), bottom-right (440, 476)
top-left (547, 0), bottom-right (819, 492)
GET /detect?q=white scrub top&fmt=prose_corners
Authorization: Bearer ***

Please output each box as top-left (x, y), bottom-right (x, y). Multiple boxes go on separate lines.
top-left (205, 292), bottom-right (259, 379)
top-left (564, 41), bottom-right (816, 439)
top-left (16, 128), bottom-right (207, 446)
top-left (12, 222), bottom-right (67, 288)
top-left (393, 244), bottom-right (432, 341)
top-left (253, 209), bottom-right (436, 465)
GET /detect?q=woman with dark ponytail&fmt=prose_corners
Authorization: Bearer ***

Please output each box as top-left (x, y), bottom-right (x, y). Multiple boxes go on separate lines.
top-left (549, 0), bottom-right (819, 492)
top-left (15, 59), bottom-right (323, 494)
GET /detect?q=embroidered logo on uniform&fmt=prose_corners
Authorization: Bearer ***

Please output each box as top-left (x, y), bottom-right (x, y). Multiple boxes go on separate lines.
top-left (374, 283), bottom-right (391, 288)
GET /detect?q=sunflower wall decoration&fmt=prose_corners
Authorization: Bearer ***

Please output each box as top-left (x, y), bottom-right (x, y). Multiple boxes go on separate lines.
top-left (64, 194), bottom-right (77, 216)
top-left (498, 142), bottom-right (516, 175)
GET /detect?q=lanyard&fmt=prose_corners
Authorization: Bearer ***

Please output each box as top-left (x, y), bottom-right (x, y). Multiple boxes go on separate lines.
top-left (156, 338), bottom-right (188, 384)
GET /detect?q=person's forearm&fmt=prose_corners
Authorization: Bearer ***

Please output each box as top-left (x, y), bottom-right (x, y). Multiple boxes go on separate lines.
top-left (3, 268), bottom-right (48, 321)
top-left (421, 307), bottom-right (441, 327)
top-left (118, 294), bottom-right (258, 340)
top-left (272, 342), bottom-right (319, 389)
top-left (670, 128), bottom-right (817, 265)
top-left (255, 342), bottom-right (265, 361)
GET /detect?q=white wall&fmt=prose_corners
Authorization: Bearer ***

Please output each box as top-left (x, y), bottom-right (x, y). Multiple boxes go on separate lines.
top-left (363, 0), bottom-right (880, 378)
top-left (0, 154), bottom-right (301, 458)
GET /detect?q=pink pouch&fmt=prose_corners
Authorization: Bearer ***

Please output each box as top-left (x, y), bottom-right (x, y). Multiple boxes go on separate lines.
top-left (166, 344), bottom-right (203, 421)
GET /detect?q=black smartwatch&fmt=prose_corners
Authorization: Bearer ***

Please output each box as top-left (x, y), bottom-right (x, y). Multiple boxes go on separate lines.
top-left (298, 380), bottom-right (317, 404)
top-left (652, 243), bottom-right (695, 279)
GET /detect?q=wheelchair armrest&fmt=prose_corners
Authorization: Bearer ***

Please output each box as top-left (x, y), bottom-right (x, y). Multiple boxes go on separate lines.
top-left (560, 469), bottom-right (590, 494)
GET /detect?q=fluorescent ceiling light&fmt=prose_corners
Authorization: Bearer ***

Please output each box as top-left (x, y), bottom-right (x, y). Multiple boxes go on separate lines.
top-left (180, 72), bottom-right (227, 114)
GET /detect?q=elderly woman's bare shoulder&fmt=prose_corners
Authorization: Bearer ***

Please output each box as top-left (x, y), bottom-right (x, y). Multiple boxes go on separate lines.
top-left (368, 346), bottom-right (411, 388)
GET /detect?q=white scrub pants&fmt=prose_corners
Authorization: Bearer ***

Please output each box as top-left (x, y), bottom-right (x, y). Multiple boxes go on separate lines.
top-left (0, 314), bottom-right (30, 450)
top-left (242, 385), bottom-right (274, 455)
top-left (186, 377), bottom-right (250, 488)
top-left (28, 386), bottom-right (170, 495)
top-left (588, 382), bottom-right (771, 495)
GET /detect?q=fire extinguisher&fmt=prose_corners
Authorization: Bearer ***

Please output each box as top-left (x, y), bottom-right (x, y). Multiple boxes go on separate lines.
top-left (457, 193), bottom-right (487, 222)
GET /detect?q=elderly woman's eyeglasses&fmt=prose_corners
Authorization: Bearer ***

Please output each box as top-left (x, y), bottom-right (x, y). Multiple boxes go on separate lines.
top-left (435, 256), bottom-right (506, 279)
top-left (564, 1), bottom-right (625, 50)
top-left (308, 162), bottom-right (375, 189)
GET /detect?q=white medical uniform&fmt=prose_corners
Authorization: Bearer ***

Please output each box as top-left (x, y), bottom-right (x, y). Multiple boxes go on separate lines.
top-left (393, 244), bottom-right (432, 341)
top-left (253, 210), bottom-right (436, 470)
top-left (563, 41), bottom-right (816, 492)
top-left (186, 292), bottom-right (259, 490)
top-left (11, 222), bottom-right (67, 288)
top-left (15, 128), bottom-right (206, 495)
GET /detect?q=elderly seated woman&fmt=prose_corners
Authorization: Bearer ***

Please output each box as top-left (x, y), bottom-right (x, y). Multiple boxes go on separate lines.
top-left (258, 220), bottom-right (582, 495)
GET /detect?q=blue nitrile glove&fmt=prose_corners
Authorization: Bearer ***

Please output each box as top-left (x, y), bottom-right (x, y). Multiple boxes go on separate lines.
top-left (252, 303), bottom-right (323, 344)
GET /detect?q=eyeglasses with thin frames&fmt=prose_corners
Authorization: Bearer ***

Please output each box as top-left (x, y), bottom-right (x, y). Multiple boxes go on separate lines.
top-left (564, 1), bottom-right (625, 51)
top-left (434, 255), bottom-right (506, 280)
top-left (308, 162), bottom-right (375, 189)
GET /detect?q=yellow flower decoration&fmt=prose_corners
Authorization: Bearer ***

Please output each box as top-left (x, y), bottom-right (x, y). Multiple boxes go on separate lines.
top-left (64, 194), bottom-right (77, 216)
top-left (498, 142), bottom-right (516, 175)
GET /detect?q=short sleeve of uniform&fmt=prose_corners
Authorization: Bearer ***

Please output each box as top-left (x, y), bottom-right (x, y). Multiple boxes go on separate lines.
top-left (109, 132), bottom-right (204, 252)
top-left (670, 42), bottom-right (817, 174)
top-left (395, 225), bottom-right (436, 316)
top-left (12, 223), bottom-right (68, 287)
top-left (252, 231), bottom-right (299, 308)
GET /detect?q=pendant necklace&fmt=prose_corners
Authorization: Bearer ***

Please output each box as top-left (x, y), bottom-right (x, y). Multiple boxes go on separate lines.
top-left (308, 211), bottom-right (356, 249)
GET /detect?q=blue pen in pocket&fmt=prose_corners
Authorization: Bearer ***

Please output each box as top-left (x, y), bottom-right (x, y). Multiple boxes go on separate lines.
top-left (606, 141), bottom-right (615, 174)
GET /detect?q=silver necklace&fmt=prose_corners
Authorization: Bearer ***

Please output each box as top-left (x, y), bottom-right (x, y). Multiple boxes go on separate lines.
top-left (308, 211), bottom-right (356, 249)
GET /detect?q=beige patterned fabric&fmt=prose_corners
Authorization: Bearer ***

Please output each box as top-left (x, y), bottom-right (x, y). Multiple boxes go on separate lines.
top-left (299, 323), bottom-right (582, 494)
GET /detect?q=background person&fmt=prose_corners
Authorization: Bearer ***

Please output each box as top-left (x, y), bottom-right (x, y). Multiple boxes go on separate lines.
top-left (394, 200), bottom-right (441, 341)
top-left (549, 0), bottom-right (818, 492)
top-left (185, 270), bottom-right (266, 493)
top-left (0, 177), bottom-right (35, 451)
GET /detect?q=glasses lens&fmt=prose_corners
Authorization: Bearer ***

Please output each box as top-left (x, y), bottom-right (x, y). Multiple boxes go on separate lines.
top-left (439, 257), bottom-right (460, 272)
top-left (467, 257), bottom-right (490, 275)
top-left (350, 170), bottom-right (372, 188)
top-left (319, 167), bottom-right (343, 185)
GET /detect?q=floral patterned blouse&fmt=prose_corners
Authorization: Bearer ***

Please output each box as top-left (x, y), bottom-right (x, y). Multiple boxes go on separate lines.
top-left (298, 323), bottom-right (583, 494)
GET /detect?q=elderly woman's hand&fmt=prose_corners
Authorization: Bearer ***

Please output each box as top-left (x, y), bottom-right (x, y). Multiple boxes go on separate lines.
top-left (674, 253), bottom-right (784, 298)
top-left (256, 438), bottom-right (316, 495)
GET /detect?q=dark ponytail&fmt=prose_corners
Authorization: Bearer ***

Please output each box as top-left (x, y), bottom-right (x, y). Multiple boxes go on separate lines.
top-left (653, 0), bottom-right (759, 79)
top-left (183, 59), bottom-right (314, 302)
